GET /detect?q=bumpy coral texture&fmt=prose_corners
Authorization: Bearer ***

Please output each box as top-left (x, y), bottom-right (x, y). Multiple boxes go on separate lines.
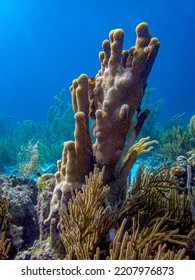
top-left (45, 22), bottom-right (160, 224)
top-left (92, 23), bottom-right (159, 180)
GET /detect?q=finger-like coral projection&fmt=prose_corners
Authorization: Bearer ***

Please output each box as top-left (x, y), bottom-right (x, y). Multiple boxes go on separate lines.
top-left (45, 22), bottom-right (160, 225)
top-left (92, 23), bottom-right (159, 184)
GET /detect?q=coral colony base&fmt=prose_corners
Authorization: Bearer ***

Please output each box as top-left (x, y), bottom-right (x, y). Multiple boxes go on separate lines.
top-left (0, 23), bottom-right (195, 260)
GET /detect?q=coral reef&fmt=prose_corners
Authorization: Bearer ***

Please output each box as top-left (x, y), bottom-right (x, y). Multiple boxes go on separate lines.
top-left (2, 144), bottom-right (194, 261)
top-left (171, 155), bottom-right (195, 189)
top-left (1, 22), bottom-right (194, 261)
top-left (35, 166), bottom-right (194, 260)
top-left (0, 175), bottom-right (39, 258)
top-left (107, 214), bottom-right (191, 260)
top-left (45, 22), bottom-right (160, 228)
top-left (59, 167), bottom-right (112, 260)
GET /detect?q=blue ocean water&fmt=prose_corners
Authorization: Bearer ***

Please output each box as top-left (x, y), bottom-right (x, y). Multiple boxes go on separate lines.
top-left (0, 0), bottom-right (194, 124)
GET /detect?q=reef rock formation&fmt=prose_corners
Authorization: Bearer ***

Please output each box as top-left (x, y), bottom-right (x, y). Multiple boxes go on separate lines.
top-left (0, 174), bottom-right (39, 258)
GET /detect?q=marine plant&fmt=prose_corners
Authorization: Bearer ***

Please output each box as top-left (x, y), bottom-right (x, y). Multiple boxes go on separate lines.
top-left (18, 140), bottom-right (40, 177)
top-left (189, 114), bottom-right (195, 139)
top-left (158, 115), bottom-right (194, 161)
top-left (0, 91), bottom-right (75, 176)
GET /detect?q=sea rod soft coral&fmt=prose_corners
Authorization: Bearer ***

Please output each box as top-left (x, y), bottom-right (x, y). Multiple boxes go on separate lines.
top-left (44, 22), bottom-right (160, 225)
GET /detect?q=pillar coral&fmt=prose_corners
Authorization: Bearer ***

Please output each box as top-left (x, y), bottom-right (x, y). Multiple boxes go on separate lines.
top-left (44, 22), bottom-right (160, 224)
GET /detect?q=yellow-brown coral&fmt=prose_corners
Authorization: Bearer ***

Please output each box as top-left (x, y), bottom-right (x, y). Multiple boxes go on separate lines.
top-left (59, 167), bottom-right (113, 260)
top-left (107, 214), bottom-right (192, 260)
top-left (44, 22), bottom-right (160, 237)
top-left (45, 22), bottom-right (160, 218)
top-left (0, 231), bottom-right (11, 260)
top-left (92, 23), bottom-right (160, 184)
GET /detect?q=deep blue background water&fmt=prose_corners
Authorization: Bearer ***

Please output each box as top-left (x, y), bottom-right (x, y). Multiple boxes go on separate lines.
top-left (0, 0), bottom-right (194, 125)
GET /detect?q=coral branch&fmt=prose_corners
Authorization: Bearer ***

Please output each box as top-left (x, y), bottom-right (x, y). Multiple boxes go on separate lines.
top-left (59, 167), bottom-right (112, 260)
